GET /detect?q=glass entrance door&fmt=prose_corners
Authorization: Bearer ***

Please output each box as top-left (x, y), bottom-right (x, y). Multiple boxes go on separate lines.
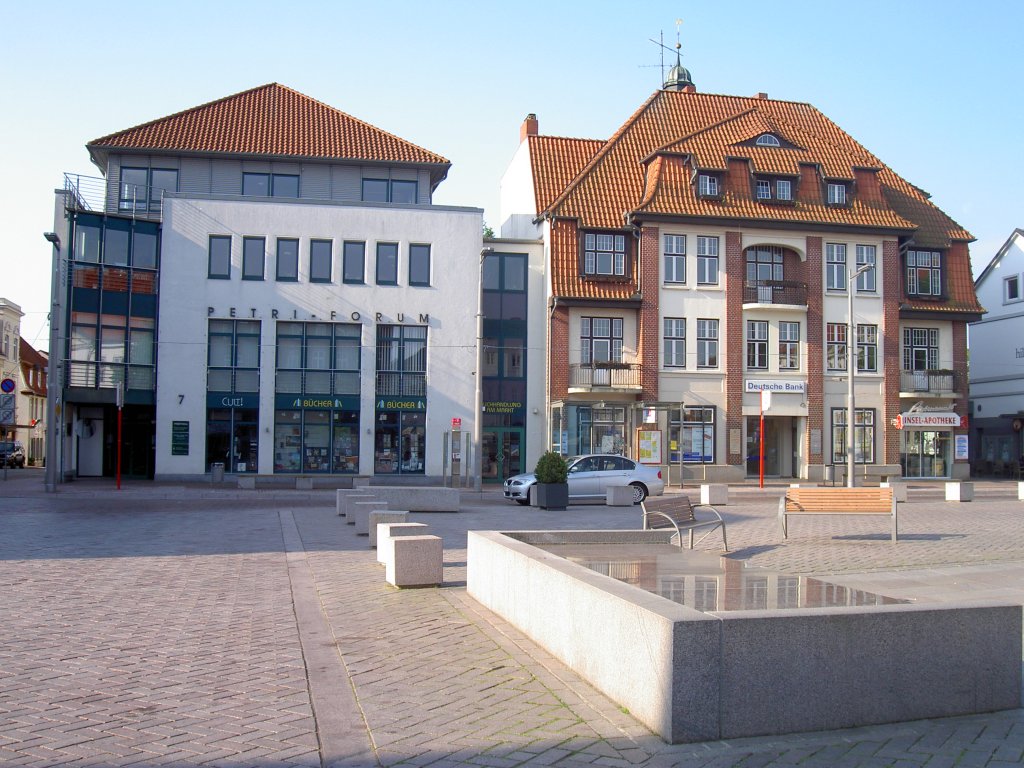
top-left (902, 430), bottom-right (951, 478)
top-left (482, 428), bottom-right (523, 483)
top-left (746, 416), bottom-right (782, 476)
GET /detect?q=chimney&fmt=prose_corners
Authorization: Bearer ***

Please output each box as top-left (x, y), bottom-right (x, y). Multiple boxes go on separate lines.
top-left (755, 92), bottom-right (768, 99)
top-left (683, 84), bottom-right (696, 93)
top-left (520, 113), bottom-right (538, 143)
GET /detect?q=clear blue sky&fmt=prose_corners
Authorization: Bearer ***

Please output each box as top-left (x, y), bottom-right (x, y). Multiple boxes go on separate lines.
top-left (2, 0), bottom-right (1020, 347)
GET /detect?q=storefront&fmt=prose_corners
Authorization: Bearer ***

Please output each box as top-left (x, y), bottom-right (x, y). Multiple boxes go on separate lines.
top-left (551, 402), bottom-right (630, 457)
top-left (205, 394), bottom-right (259, 473)
top-left (482, 399), bottom-right (525, 482)
top-left (273, 395), bottom-right (359, 473)
top-left (374, 399), bottom-right (426, 474)
top-left (897, 409), bottom-right (963, 479)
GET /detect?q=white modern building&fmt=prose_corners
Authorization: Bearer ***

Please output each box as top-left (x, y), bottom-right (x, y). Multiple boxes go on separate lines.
top-left (969, 228), bottom-right (1024, 475)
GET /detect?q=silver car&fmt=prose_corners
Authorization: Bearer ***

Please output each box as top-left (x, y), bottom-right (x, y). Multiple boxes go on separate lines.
top-left (503, 454), bottom-right (664, 505)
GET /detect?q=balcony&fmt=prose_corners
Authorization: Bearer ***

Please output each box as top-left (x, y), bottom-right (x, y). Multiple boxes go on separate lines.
top-left (743, 280), bottom-right (808, 307)
top-left (900, 369), bottom-right (959, 397)
top-left (569, 362), bottom-right (641, 392)
top-left (63, 173), bottom-right (164, 221)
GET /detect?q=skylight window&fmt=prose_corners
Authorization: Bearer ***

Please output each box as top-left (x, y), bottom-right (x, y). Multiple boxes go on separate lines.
top-left (755, 134), bottom-right (781, 147)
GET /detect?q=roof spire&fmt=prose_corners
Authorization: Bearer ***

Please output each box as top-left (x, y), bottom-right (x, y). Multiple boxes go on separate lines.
top-left (664, 18), bottom-right (694, 91)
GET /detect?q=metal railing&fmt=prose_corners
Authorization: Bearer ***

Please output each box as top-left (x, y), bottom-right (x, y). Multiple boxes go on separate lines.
top-left (900, 369), bottom-right (958, 394)
top-left (743, 280), bottom-right (808, 306)
top-left (569, 362), bottom-right (641, 388)
top-left (63, 173), bottom-right (164, 221)
top-left (375, 372), bottom-right (426, 397)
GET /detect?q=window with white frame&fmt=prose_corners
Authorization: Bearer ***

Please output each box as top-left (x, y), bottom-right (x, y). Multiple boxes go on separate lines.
top-left (831, 408), bottom-right (875, 464)
top-left (1007, 274), bottom-right (1022, 303)
top-left (779, 321), bottom-right (800, 369)
top-left (663, 318), bottom-right (686, 367)
top-left (669, 406), bottom-right (715, 464)
top-left (826, 322), bottom-right (847, 370)
top-left (696, 236), bottom-right (719, 284)
top-left (745, 246), bottom-right (784, 282)
top-left (696, 319), bottom-right (718, 368)
top-left (826, 243), bottom-right (847, 290)
top-left (856, 245), bottom-right (877, 292)
top-left (776, 179), bottom-right (792, 200)
top-left (581, 317), bottom-right (623, 364)
top-left (906, 250), bottom-right (942, 296)
top-left (698, 174), bottom-right (720, 197)
top-left (756, 134), bottom-right (781, 147)
top-left (857, 324), bottom-right (878, 372)
top-left (827, 182), bottom-right (847, 205)
top-left (903, 327), bottom-right (939, 370)
top-left (756, 180), bottom-right (771, 199)
top-left (583, 232), bottom-right (627, 277)
top-left (746, 321), bottom-right (768, 369)
top-left (663, 235), bottom-right (686, 283)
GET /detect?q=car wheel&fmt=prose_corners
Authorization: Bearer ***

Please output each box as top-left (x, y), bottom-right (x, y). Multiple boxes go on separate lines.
top-left (629, 482), bottom-right (648, 504)
top-left (515, 489), bottom-right (531, 506)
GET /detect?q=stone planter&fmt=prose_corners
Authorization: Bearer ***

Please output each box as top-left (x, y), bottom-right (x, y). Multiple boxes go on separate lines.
top-left (535, 483), bottom-right (569, 510)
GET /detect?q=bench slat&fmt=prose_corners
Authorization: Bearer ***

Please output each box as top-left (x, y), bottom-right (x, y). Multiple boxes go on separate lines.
top-left (779, 487), bottom-right (898, 542)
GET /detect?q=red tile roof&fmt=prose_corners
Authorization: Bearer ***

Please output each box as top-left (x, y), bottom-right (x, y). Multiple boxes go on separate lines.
top-left (18, 338), bottom-right (46, 398)
top-left (527, 135), bottom-right (604, 214)
top-left (87, 83), bottom-right (450, 169)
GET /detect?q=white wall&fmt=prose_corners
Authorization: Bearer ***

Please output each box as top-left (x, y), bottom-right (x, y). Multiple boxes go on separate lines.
top-left (499, 140), bottom-right (541, 239)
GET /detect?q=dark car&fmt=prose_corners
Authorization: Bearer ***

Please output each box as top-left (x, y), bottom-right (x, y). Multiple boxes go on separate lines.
top-left (0, 440), bottom-right (26, 468)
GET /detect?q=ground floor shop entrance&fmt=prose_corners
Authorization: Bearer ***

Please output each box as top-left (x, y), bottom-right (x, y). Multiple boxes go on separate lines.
top-left (745, 416), bottom-right (798, 478)
top-left (482, 427), bottom-right (524, 483)
top-left (901, 430), bottom-right (952, 478)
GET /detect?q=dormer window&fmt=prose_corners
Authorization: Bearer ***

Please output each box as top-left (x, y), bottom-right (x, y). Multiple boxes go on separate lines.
top-left (755, 134), bottom-right (781, 147)
top-left (582, 232), bottom-right (628, 277)
top-left (756, 180), bottom-right (771, 199)
top-left (826, 182), bottom-right (848, 205)
top-left (906, 250), bottom-right (943, 297)
top-left (697, 174), bottom-right (720, 198)
top-left (776, 180), bottom-right (792, 200)
top-left (754, 177), bottom-right (794, 203)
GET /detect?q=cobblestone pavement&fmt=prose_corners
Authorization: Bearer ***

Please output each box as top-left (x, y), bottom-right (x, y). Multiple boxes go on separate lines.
top-left (1, 469), bottom-right (1023, 767)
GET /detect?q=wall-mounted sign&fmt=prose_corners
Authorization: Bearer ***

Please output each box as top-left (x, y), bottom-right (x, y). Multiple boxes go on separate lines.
top-left (376, 398), bottom-right (426, 412)
top-left (896, 412), bottom-right (965, 429)
top-left (637, 429), bottom-right (662, 464)
top-left (274, 395), bottom-right (360, 411)
top-left (483, 401), bottom-right (522, 414)
top-left (954, 434), bottom-right (969, 461)
top-left (745, 379), bottom-right (806, 393)
top-left (206, 393), bottom-right (259, 409)
top-left (171, 421), bottom-right (189, 456)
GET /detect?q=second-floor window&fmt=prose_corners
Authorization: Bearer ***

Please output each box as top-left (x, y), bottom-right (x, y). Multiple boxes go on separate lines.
top-left (583, 233), bottom-right (626, 277)
top-left (664, 235), bottom-right (686, 283)
top-left (826, 322), bottom-right (847, 371)
top-left (376, 243), bottom-right (399, 285)
top-left (581, 317), bottom-right (622, 364)
top-left (779, 321), bottom-right (800, 369)
top-left (746, 246), bottom-right (784, 283)
top-left (409, 244), bottom-right (431, 287)
top-left (663, 318), bottom-right (686, 368)
top-left (746, 321), bottom-right (768, 369)
top-left (242, 237), bottom-right (265, 280)
top-left (208, 319), bottom-right (260, 393)
top-left (276, 238), bottom-right (299, 281)
top-left (906, 250), bottom-right (942, 296)
top-left (310, 240), bottom-right (332, 283)
top-left (696, 236), bottom-right (719, 284)
top-left (208, 235), bottom-right (231, 279)
top-left (903, 327), bottom-right (939, 370)
top-left (826, 243), bottom-right (847, 290)
top-left (343, 241), bottom-right (365, 284)
top-left (857, 324), bottom-right (878, 372)
top-left (697, 319), bottom-right (718, 368)
top-left (856, 245), bottom-right (877, 291)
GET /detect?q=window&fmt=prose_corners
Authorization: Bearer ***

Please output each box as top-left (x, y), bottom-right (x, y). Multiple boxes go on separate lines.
top-left (207, 319), bottom-right (261, 393)
top-left (343, 241), bottom-right (365, 284)
top-left (697, 319), bottom-right (718, 368)
top-left (669, 406), bottom-right (715, 463)
top-left (361, 178), bottom-right (417, 203)
top-left (756, 180), bottom-right (771, 200)
top-left (276, 238), bottom-right (298, 281)
top-left (362, 179), bottom-right (388, 202)
top-left (391, 180), bottom-right (417, 204)
top-left (409, 244), bottom-right (431, 286)
top-left (132, 228), bottom-right (158, 270)
top-left (209, 235), bottom-right (231, 279)
top-left (242, 237), bottom-right (265, 280)
top-left (826, 322), bottom-right (847, 371)
top-left (698, 174), bottom-right (719, 197)
top-left (310, 240), bottom-right (332, 283)
top-left (275, 321), bottom-right (360, 396)
top-left (376, 325), bottom-right (427, 397)
top-left (779, 321), bottom-right (800, 369)
top-left (903, 327), bottom-right (939, 371)
top-left (663, 235), bottom-right (686, 283)
top-left (746, 246), bottom-right (784, 282)
top-left (696, 236), bottom-right (719, 284)
top-left (826, 243), bottom-right (847, 290)
top-left (119, 167), bottom-right (177, 212)
top-left (746, 321), bottom-right (768, 369)
top-left (857, 324), bottom-right (878, 372)
top-left (756, 134), bottom-right (781, 147)
top-left (376, 242), bottom-right (398, 285)
top-left (150, 169), bottom-right (178, 208)
top-left (856, 245), bottom-right (876, 292)
top-left (242, 172), bottom-right (299, 197)
top-left (832, 408), bottom-right (875, 464)
top-left (906, 250), bottom-right (942, 296)
top-left (827, 182), bottom-right (847, 205)
top-left (583, 232), bottom-right (627, 277)
top-left (776, 179), bottom-right (792, 201)
top-left (581, 317), bottom-right (622, 364)
top-left (663, 318), bottom-right (686, 368)
top-left (1006, 274), bottom-right (1022, 303)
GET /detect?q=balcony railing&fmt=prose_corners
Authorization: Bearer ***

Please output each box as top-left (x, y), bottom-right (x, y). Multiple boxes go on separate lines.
top-left (744, 280), bottom-right (808, 306)
top-left (63, 173), bottom-right (164, 221)
top-left (376, 372), bottom-right (426, 397)
top-left (900, 369), bottom-right (958, 394)
top-left (569, 362), bottom-right (641, 389)
top-left (66, 361), bottom-right (155, 391)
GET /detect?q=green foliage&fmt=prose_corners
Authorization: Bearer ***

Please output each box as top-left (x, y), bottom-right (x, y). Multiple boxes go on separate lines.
top-left (534, 451), bottom-right (568, 484)
top-left (482, 222), bottom-right (495, 239)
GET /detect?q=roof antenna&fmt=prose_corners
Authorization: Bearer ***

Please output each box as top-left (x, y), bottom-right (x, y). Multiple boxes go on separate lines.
top-left (648, 19), bottom-right (693, 90)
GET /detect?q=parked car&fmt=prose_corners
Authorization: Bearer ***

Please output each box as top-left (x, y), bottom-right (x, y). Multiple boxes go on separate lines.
top-left (0, 440), bottom-right (26, 468)
top-left (503, 454), bottom-right (664, 505)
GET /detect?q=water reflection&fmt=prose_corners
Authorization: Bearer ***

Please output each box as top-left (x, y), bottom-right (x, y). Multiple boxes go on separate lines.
top-left (539, 543), bottom-right (907, 612)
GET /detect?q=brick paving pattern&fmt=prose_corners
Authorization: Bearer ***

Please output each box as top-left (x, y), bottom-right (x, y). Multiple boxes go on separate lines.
top-left (0, 470), bottom-right (1022, 767)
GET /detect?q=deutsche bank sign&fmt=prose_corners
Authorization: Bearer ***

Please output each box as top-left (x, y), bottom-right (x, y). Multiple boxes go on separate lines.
top-left (745, 379), bottom-right (806, 393)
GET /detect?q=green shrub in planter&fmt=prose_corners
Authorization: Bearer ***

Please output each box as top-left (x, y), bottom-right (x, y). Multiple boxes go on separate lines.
top-left (534, 451), bottom-right (568, 484)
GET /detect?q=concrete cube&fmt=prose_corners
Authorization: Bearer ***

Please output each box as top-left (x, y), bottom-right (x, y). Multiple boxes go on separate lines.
top-left (386, 535), bottom-right (443, 587)
top-left (295, 477), bottom-right (313, 490)
top-left (368, 511), bottom-right (409, 548)
top-left (237, 476), bottom-right (255, 490)
top-left (881, 481), bottom-right (908, 503)
top-left (606, 485), bottom-right (634, 506)
top-left (377, 522), bottom-right (429, 564)
top-left (339, 493), bottom-right (378, 521)
top-left (353, 477), bottom-right (372, 488)
top-left (700, 484), bottom-right (728, 506)
top-left (1019, 481), bottom-right (1024, 501)
top-left (945, 481), bottom-right (974, 502)
top-left (353, 501), bottom-right (388, 535)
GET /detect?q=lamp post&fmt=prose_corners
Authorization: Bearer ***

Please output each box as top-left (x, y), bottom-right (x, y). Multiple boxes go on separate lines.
top-left (43, 231), bottom-right (62, 493)
top-left (474, 247), bottom-right (493, 493)
top-left (847, 262), bottom-right (873, 488)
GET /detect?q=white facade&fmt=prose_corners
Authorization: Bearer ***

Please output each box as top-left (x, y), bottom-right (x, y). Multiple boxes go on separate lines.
top-left (0, 298), bottom-right (23, 442)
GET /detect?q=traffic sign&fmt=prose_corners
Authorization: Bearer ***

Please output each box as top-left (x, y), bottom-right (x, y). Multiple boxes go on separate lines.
top-left (0, 393), bottom-right (14, 425)
top-left (0, 378), bottom-right (14, 394)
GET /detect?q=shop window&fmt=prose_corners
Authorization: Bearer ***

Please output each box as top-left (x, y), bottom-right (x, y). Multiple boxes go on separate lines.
top-left (831, 408), bottom-right (875, 465)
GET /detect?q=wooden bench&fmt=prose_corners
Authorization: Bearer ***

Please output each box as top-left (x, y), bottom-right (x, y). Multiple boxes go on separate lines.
top-left (779, 487), bottom-right (898, 542)
top-left (641, 495), bottom-right (728, 551)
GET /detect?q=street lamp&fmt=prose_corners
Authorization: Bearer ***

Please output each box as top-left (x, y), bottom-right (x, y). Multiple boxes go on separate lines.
top-left (43, 231), bottom-right (62, 493)
top-left (847, 261), bottom-right (873, 488)
top-left (474, 247), bottom-right (493, 493)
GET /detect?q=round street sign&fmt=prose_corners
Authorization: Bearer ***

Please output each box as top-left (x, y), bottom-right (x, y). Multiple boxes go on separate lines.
top-left (0, 378), bottom-right (14, 393)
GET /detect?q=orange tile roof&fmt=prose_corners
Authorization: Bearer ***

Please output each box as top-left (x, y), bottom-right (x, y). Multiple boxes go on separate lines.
top-left (87, 83), bottom-right (449, 169)
top-left (528, 135), bottom-right (603, 214)
top-left (18, 338), bottom-right (47, 398)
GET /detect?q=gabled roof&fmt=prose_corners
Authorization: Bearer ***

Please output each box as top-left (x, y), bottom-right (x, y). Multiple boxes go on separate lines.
top-left (18, 338), bottom-right (46, 398)
top-left (975, 228), bottom-right (1024, 287)
top-left (87, 83), bottom-right (450, 175)
top-left (541, 89), bottom-right (971, 246)
top-left (528, 135), bottom-right (604, 214)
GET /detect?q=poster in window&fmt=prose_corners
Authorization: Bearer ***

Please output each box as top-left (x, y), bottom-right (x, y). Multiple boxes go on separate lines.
top-left (637, 429), bottom-right (662, 464)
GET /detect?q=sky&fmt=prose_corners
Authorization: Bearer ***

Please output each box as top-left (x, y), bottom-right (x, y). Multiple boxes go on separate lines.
top-left (2, 0), bottom-right (1021, 349)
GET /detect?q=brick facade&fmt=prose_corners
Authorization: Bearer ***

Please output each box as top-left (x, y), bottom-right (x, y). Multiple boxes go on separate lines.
top-left (725, 231), bottom-right (745, 467)
top-left (882, 239), bottom-right (902, 466)
top-left (637, 226), bottom-right (660, 402)
top-left (805, 236), bottom-right (824, 466)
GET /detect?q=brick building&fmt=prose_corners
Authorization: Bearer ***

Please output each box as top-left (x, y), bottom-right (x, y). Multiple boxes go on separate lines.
top-left (500, 68), bottom-right (982, 482)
